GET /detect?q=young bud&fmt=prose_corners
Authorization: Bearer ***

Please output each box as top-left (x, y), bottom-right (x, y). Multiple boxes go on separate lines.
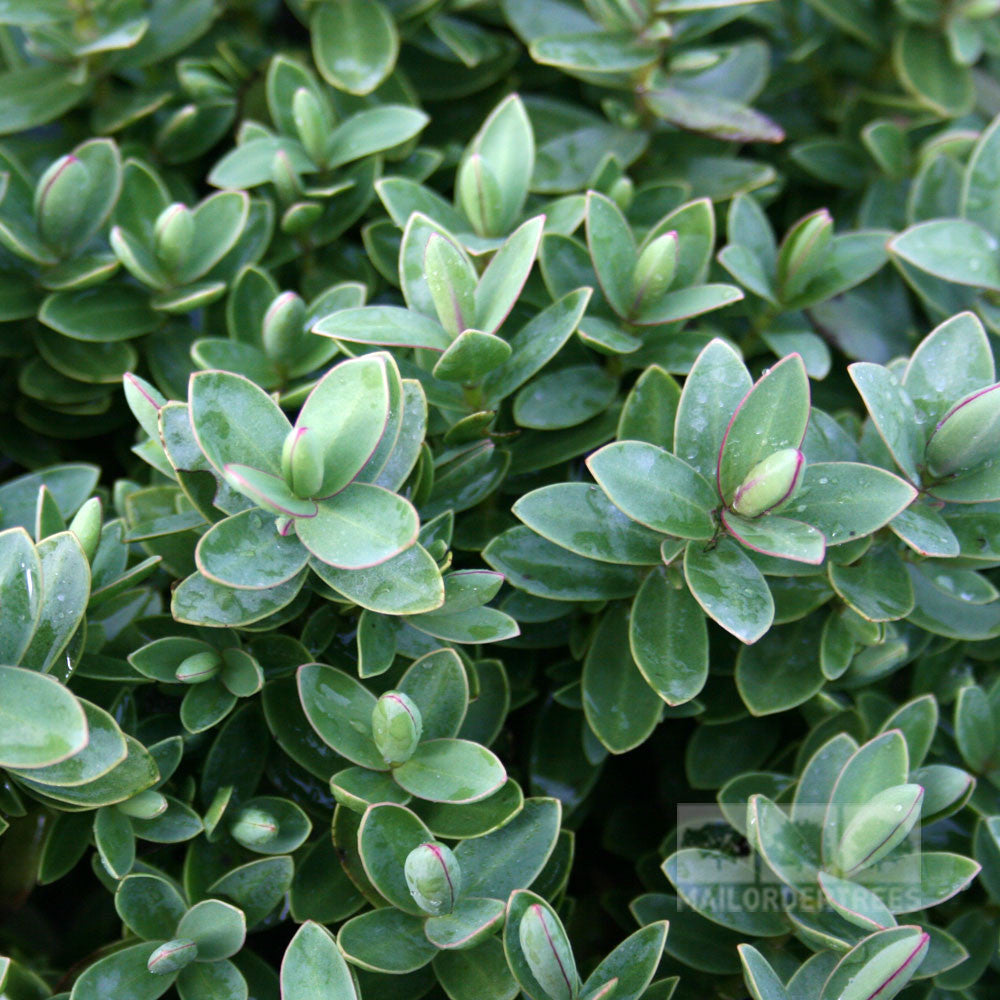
top-left (292, 87), bottom-right (329, 165)
top-left (68, 496), bottom-right (102, 562)
top-left (116, 789), bottom-right (169, 820)
top-left (631, 231), bottom-right (678, 311)
top-left (404, 841), bottom-right (462, 915)
top-left (518, 903), bottom-right (579, 1000)
top-left (425, 233), bottom-right (476, 339)
top-left (230, 806), bottom-right (279, 848)
top-left (270, 149), bottom-right (302, 203)
top-left (456, 153), bottom-right (505, 237)
top-left (730, 448), bottom-right (804, 517)
top-left (608, 176), bottom-right (634, 212)
top-left (262, 291), bottom-right (307, 359)
top-left (776, 209), bottom-right (832, 301)
top-left (371, 690), bottom-right (422, 766)
top-left (175, 651), bottom-right (222, 684)
top-left (147, 939), bottom-right (198, 975)
top-left (153, 203), bottom-right (195, 274)
top-left (835, 784), bottom-right (924, 876)
top-left (34, 154), bottom-right (92, 250)
top-left (925, 383), bottom-right (1000, 478)
top-left (281, 426), bottom-right (324, 499)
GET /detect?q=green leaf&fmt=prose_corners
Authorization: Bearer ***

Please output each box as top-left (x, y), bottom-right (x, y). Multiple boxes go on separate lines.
top-left (587, 441), bottom-right (716, 540)
top-left (393, 739), bottom-right (506, 803)
top-left (483, 525), bottom-right (643, 601)
top-left (433, 938), bottom-right (519, 1000)
top-left (0, 65), bottom-right (90, 135)
top-left (890, 220), bottom-right (1000, 292)
top-left (475, 216), bottom-right (545, 335)
top-left (296, 486), bottom-right (418, 569)
top-left (583, 603), bottom-right (662, 753)
top-left (513, 483), bottom-right (663, 564)
top-left (829, 546), bottom-right (914, 622)
top-left (630, 568), bottom-right (708, 705)
top-left (433, 331), bottom-right (512, 382)
top-left (196, 509), bottom-right (307, 589)
top-left (311, 0), bottom-right (398, 96)
top-left (358, 802), bottom-right (434, 914)
top-left (175, 960), bottom-right (247, 1000)
top-left (425, 897), bottom-right (506, 950)
top-left (585, 191), bottom-right (636, 317)
top-left (684, 538), bottom-right (774, 644)
top-left (338, 909), bottom-right (436, 973)
top-left (327, 106), bottom-right (429, 169)
top-left (0, 666), bottom-right (87, 769)
top-left (632, 283), bottom-right (744, 326)
top-left (176, 899), bottom-right (246, 960)
top-left (502, 890), bottom-right (577, 1000)
top-left (115, 872), bottom-right (188, 940)
top-left (849, 363), bottom-right (922, 483)
top-left (791, 463), bottom-right (918, 545)
top-left (296, 353), bottom-right (393, 498)
top-left (224, 464), bottom-right (318, 519)
top-left (416, 780), bottom-right (523, 840)
top-left (718, 354), bottom-right (809, 504)
top-left (455, 797), bottom-right (561, 900)
top-left (311, 543), bottom-right (445, 615)
top-left (281, 922), bottom-right (359, 1000)
top-left (581, 921), bottom-right (668, 1000)
top-left (297, 662), bottom-right (383, 770)
top-left (819, 926), bottom-right (928, 1000)
top-left (39, 285), bottom-right (159, 342)
top-left (750, 794), bottom-right (820, 891)
top-left (94, 805), bottom-right (136, 879)
top-left (172, 571), bottom-right (305, 627)
top-left (514, 365), bottom-right (617, 430)
top-left (894, 25), bottom-right (973, 116)
top-left (722, 512), bottom-right (825, 565)
top-left (0, 528), bottom-right (41, 664)
top-left (313, 305), bottom-right (451, 351)
top-left (69, 942), bottom-right (171, 1000)
top-left (189, 370), bottom-right (291, 478)
top-left (738, 945), bottom-right (789, 1000)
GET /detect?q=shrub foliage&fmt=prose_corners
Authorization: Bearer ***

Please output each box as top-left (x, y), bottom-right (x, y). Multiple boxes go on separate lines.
top-left (1, 1), bottom-right (1000, 999)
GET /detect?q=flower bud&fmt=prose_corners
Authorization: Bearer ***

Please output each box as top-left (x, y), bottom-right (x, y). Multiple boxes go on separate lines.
top-left (34, 154), bottom-right (92, 250)
top-left (292, 87), bottom-right (329, 165)
top-left (68, 496), bottom-right (102, 562)
top-left (371, 690), bottom-right (422, 766)
top-left (230, 806), bottom-right (279, 849)
top-left (631, 230), bottom-right (678, 311)
top-left (281, 426), bottom-right (324, 499)
top-left (153, 203), bottom-right (195, 274)
top-left (518, 903), bottom-right (578, 1000)
top-left (456, 153), bottom-right (505, 237)
top-left (261, 291), bottom-right (306, 359)
top-left (925, 383), bottom-right (1000, 478)
top-left (147, 939), bottom-right (198, 975)
top-left (175, 651), bottom-right (222, 684)
top-left (777, 209), bottom-right (832, 301)
top-left (608, 175), bottom-right (634, 212)
top-left (404, 841), bottom-right (462, 915)
top-left (835, 783), bottom-right (923, 877)
top-left (730, 448), bottom-right (804, 517)
top-left (116, 789), bottom-right (168, 820)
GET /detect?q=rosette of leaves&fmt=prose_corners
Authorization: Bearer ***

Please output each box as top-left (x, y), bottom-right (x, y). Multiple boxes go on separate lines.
top-left (333, 797), bottom-right (562, 980)
top-left (502, 0), bottom-right (785, 145)
top-left (717, 196), bottom-right (891, 376)
top-left (188, 265), bottom-right (360, 393)
top-left (301, 647), bottom-right (509, 812)
top-left (889, 111), bottom-right (1000, 318)
top-left (663, 727), bottom-right (979, 982)
top-left (491, 340), bottom-right (917, 749)
top-left (69, 872), bottom-right (248, 1000)
top-left (0, 0), bottom-right (217, 135)
top-left (504, 890), bottom-right (669, 1000)
top-left (208, 55), bottom-right (429, 249)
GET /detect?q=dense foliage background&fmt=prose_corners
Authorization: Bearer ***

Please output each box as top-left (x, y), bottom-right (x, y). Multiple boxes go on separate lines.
top-left (2, 1), bottom-right (1000, 999)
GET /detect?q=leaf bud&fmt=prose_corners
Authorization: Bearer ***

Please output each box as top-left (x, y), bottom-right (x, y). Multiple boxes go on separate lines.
top-left (153, 203), bottom-right (195, 274)
top-left (835, 783), bottom-right (924, 876)
top-left (371, 690), bottom-right (422, 766)
top-left (281, 426), bottom-right (324, 499)
top-left (147, 939), bottom-right (198, 975)
top-left (404, 841), bottom-right (462, 915)
top-left (608, 176), bottom-right (634, 212)
top-left (292, 87), bottom-right (329, 166)
top-left (262, 291), bottom-right (307, 359)
top-left (34, 154), bottom-right (92, 250)
top-left (68, 496), bottom-right (102, 562)
top-left (116, 789), bottom-right (169, 820)
top-left (730, 448), bottom-right (804, 517)
top-left (925, 383), bottom-right (1000, 478)
top-left (281, 200), bottom-right (323, 235)
top-left (456, 153), bottom-right (505, 238)
top-left (776, 209), bottom-right (832, 301)
top-left (174, 650), bottom-right (222, 684)
top-left (631, 230), bottom-right (678, 311)
top-left (518, 903), bottom-right (579, 1000)
top-left (230, 806), bottom-right (279, 848)
top-left (425, 233), bottom-right (475, 338)
top-left (270, 149), bottom-right (302, 203)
